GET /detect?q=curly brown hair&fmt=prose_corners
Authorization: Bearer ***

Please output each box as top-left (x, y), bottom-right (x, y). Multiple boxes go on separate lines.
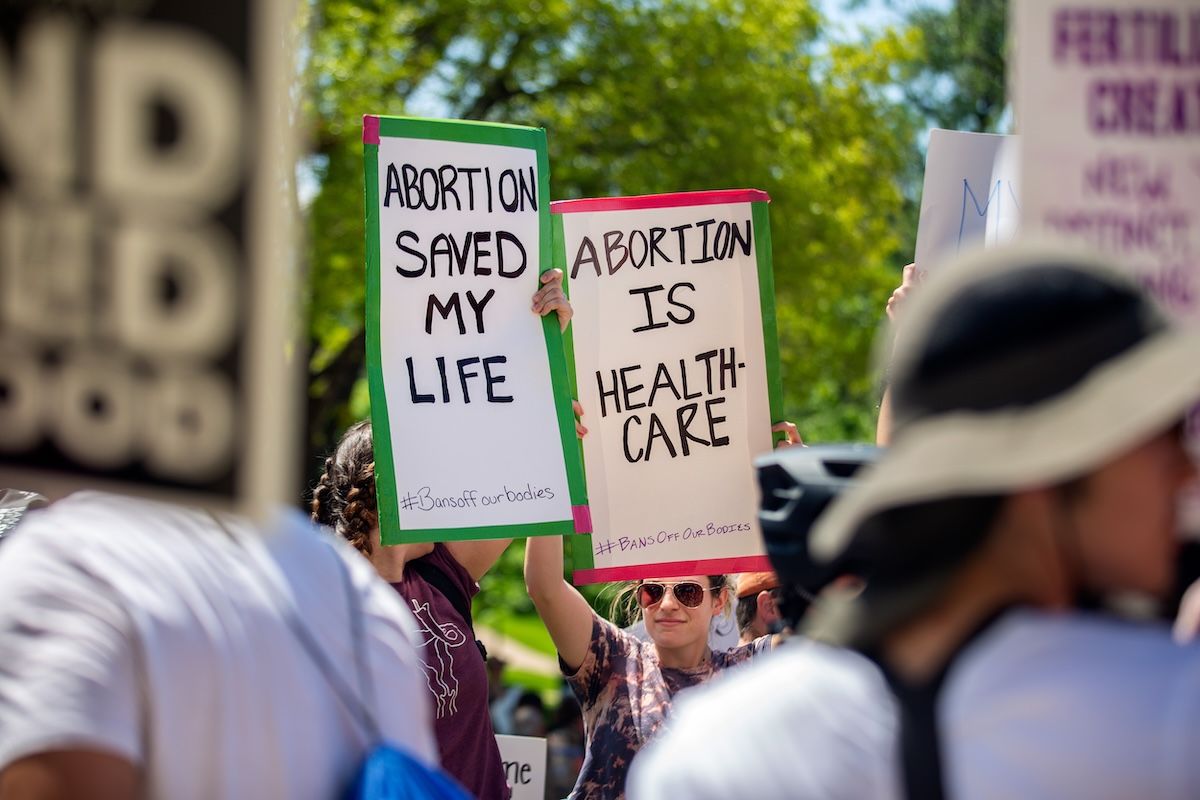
top-left (310, 420), bottom-right (378, 556)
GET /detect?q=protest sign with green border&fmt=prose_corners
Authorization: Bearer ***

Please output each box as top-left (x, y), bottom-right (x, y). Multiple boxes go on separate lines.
top-left (552, 190), bottom-right (783, 583)
top-left (364, 116), bottom-right (586, 543)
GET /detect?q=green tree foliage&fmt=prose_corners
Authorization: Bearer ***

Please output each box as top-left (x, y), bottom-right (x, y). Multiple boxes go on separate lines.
top-left (302, 0), bottom-right (921, 472)
top-left (896, 0), bottom-right (1009, 132)
top-left (300, 1), bottom-right (925, 644)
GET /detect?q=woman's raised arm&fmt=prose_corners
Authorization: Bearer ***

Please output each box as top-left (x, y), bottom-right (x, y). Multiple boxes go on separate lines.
top-left (524, 535), bottom-right (595, 672)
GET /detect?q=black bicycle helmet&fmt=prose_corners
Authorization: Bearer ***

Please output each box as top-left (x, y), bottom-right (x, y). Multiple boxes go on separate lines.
top-left (756, 444), bottom-right (881, 599)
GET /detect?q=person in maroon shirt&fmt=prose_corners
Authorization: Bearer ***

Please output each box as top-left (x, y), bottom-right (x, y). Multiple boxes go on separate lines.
top-left (311, 270), bottom-right (573, 799)
top-left (314, 418), bottom-right (511, 799)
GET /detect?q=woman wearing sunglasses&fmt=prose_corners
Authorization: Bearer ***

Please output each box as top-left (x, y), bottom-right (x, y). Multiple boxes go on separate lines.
top-left (525, 524), bottom-right (784, 798)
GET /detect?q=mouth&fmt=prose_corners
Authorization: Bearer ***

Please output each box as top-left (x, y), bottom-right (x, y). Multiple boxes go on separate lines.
top-left (654, 619), bottom-right (686, 626)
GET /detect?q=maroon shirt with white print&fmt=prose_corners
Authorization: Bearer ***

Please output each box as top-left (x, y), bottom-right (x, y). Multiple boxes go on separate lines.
top-left (393, 543), bottom-right (510, 800)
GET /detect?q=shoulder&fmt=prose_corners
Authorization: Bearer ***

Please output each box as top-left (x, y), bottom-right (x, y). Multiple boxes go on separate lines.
top-left (0, 493), bottom-right (177, 771)
top-left (9, 490), bottom-right (193, 544)
top-left (943, 610), bottom-right (1200, 798)
top-left (950, 610), bottom-right (1200, 700)
top-left (709, 638), bottom-right (896, 726)
top-left (260, 512), bottom-right (437, 763)
top-left (946, 610), bottom-right (1200, 735)
top-left (629, 639), bottom-right (899, 799)
top-left (412, 542), bottom-right (478, 601)
top-left (590, 613), bottom-right (643, 662)
top-left (267, 509), bottom-right (422, 649)
top-left (0, 492), bottom-right (212, 597)
top-left (562, 614), bottom-right (636, 681)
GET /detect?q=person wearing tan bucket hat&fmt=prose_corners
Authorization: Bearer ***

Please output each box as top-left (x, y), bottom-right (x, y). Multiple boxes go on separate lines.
top-left (630, 244), bottom-right (1200, 800)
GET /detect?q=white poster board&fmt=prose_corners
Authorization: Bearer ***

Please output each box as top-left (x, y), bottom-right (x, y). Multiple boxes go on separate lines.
top-left (914, 129), bottom-right (1020, 272)
top-left (554, 190), bottom-right (780, 583)
top-left (496, 734), bottom-right (546, 800)
top-left (1014, 0), bottom-right (1200, 322)
top-left (364, 117), bottom-right (586, 543)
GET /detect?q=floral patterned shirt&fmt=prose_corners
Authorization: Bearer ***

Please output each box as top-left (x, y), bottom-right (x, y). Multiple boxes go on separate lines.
top-left (562, 615), bottom-right (769, 799)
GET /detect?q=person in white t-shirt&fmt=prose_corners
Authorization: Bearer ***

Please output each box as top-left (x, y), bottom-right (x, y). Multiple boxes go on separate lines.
top-left (0, 491), bottom-right (437, 799)
top-left (631, 246), bottom-right (1200, 799)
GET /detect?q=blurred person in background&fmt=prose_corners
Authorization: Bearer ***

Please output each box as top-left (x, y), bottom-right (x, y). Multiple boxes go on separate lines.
top-left (0, 492), bottom-right (437, 799)
top-left (511, 692), bottom-right (547, 738)
top-left (631, 246), bottom-right (1200, 799)
top-left (493, 684), bottom-right (547, 738)
top-left (488, 656), bottom-right (509, 705)
top-left (734, 571), bottom-right (784, 645)
top-left (545, 692), bottom-right (585, 800)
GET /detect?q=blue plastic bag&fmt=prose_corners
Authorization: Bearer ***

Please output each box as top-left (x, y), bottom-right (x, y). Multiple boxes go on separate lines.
top-left (345, 743), bottom-right (473, 800)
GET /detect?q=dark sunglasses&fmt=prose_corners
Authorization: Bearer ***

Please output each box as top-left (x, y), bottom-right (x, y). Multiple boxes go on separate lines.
top-left (635, 581), bottom-right (717, 609)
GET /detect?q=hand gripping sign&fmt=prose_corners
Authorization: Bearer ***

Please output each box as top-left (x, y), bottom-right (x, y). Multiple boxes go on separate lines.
top-left (363, 116), bottom-right (586, 543)
top-left (553, 190), bottom-right (784, 583)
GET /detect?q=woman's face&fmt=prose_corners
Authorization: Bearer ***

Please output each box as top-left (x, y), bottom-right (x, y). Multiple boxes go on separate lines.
top-left (639, 576), bottom-right (726, 651)
top-left (1068, 423), bottom-right (1198, 598)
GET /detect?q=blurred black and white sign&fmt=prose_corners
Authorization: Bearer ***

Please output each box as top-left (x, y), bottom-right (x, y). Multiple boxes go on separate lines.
top-left (0, 0), bottom-right (297, 513)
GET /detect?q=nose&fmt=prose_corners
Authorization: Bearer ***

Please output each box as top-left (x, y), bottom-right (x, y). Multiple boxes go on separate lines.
top-left (658, 586), bottom-right (681, 610)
